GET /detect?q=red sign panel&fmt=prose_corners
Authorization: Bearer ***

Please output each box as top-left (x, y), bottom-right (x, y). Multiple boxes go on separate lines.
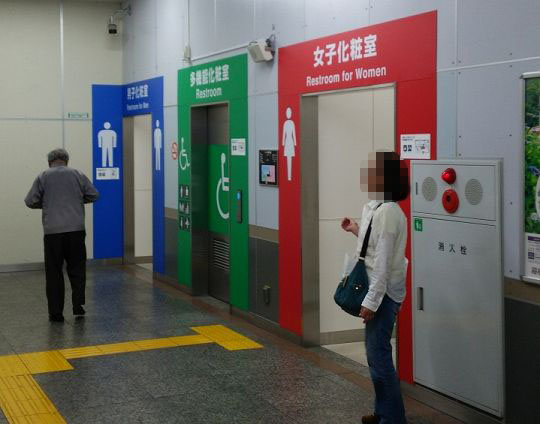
top-left (277, 11), bottom-right (437, 383)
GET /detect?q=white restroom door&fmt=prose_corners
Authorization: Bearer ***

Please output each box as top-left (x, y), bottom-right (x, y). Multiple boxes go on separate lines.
top-left (133, 114), bottom-right (153, 258)
top-left (318, 86), bottom-right (395, 337)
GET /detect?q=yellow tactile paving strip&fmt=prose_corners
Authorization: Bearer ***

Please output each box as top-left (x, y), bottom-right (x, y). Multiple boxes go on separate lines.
top-left (169, 334), bottom-right (214, 347)
top-left (0, 357), bottom-right (28, 379)
top-left (57, 346), bottom-right (102, 360)
top-left (192, 325), bottom-right (264, 351)
top-left (0, 325), bottom-right (262, 423)
top-left (0, 375), bottom-right (65, 423)
top-left (18, 352), bottom-right (73, 375)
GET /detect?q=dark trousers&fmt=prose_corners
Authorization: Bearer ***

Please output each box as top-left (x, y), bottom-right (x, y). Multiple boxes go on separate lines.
top-left (44, 231), bottom-right (87, 316)
top-left (365, 295), bottom-right (407, 424)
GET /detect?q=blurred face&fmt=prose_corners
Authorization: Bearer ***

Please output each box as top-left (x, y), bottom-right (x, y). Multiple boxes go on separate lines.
top-left (360, 152), bottom-right (386, 200)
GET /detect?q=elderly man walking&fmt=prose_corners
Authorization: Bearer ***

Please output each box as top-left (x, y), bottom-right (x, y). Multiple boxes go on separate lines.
top-left (25, 149), bottom-right (99, 322)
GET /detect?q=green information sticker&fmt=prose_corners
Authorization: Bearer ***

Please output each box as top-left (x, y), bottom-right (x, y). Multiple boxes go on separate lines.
top-left (414, 218), bottom-right (423, 232)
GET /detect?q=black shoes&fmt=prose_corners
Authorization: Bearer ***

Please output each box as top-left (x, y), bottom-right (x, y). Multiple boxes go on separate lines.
top-left (73, 305), bottom-right (86, 316)
top-left (49, 306), bottom-right (85, 321)
top-left (49, 313), bottom-right (64, 322)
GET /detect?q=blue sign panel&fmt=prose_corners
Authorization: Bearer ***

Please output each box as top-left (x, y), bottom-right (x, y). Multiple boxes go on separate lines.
top-left (92, 85), bottom-right (123, 259)
top-left (92, 77), bottom-right (165, 273)
top-left (123, 77), bottom-right (165, 273)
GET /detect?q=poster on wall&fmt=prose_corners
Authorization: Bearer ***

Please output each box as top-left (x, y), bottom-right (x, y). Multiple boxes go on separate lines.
top-left (400, 134), bottom-right (431, 159)
top-left (523, 74), bottom-right (540, 284)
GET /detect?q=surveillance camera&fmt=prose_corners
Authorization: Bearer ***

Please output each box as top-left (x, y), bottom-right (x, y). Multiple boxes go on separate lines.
top-left (107, 15), bottom-right (118, 34)
top-left (108, 22), bottom-right (117, 34)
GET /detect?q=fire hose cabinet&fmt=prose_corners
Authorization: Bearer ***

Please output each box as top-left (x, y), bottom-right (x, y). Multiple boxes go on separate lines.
top-left (411, 159), bottom-right (504, 417)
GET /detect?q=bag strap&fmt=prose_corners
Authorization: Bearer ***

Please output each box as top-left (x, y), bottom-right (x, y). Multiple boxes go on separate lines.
top-left (359, 203), bottom-right (382, 260)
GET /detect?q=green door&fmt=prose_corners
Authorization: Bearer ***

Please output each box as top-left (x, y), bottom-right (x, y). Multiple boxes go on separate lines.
top-left (178, 54), bottom-right (249, 311)
top-left (206, 105), bottom-right (230, 302)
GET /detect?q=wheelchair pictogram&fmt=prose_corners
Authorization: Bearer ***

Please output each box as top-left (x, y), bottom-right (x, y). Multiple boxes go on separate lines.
top-left (179, 137), bottom-right (190, 171)
top-left (216, 153), bottom-right (229, 220)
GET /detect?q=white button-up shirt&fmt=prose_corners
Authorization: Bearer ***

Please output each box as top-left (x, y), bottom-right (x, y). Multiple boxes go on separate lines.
top-left (356, 200), bottom-right (408, 312)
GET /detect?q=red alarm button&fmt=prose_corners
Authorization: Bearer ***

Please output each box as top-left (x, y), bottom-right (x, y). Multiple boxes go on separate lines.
top-left (441, 168), bottom-right (456, 184)
top-left (442, 189), bottom-right (459, 213)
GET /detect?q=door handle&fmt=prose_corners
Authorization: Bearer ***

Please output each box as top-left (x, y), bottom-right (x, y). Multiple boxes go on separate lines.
top-left (262, 285), bottom-right (271, 305)
top-left (236, 190), bottom-right (243, 223)
top-left (417, 287), bottom-right (424, 311)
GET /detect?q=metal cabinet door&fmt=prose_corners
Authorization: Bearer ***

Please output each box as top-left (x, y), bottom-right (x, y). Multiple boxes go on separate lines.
top-left (412, 217), bottom-right (504, 416)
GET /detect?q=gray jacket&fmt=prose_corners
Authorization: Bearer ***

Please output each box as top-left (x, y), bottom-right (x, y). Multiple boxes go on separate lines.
top-left (24, 166), bottom-right (99, 235)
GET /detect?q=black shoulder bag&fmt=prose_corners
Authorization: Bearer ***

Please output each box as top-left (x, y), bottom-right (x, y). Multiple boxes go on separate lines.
top-left (333, 214), bottom-right (376, 317)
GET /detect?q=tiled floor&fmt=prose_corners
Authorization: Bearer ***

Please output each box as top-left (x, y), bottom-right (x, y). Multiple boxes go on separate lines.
top-left (0, 267), bottom-right (463, 423)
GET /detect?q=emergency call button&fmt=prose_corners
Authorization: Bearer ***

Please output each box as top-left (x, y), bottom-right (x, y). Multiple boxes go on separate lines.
top-left (442, 189), bottom-right (459, 213)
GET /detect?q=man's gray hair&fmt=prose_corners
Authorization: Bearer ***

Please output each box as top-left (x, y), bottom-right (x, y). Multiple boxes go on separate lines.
top-left (47, 148), bottom-right (69, 164)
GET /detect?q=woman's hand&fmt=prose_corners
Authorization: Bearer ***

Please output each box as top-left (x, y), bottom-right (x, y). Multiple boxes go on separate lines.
top-left (360, 306), bottom-right (375, 323)
top-left (341, 217), bottom-right (359, 237)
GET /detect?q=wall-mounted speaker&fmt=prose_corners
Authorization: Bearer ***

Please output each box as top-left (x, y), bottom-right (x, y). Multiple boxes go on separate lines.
top-left (465, 178), bottom-right (483, 205)
top-left (421, 176), bottom-right (437, 201)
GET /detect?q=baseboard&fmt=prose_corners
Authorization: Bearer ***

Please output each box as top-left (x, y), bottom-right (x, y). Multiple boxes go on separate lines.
top-left (132, 256), bottom-right (152, 264)
top-left (153, 272), bottom-right (193, 295)
top-left (320, 329), bottom-right (365, 345)
top-left (90, 258), bottom-right (124, 267)
top-left (400, 381), bottom-right (502, 424)
top-left (0, 258), bottom-right (123, 273)
top-left (230, 306), bottom-right (302, 345)
top-left (0, 262), bottom-right (44, 273)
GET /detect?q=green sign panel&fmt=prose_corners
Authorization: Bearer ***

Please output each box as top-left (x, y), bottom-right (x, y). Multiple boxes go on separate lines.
top-left (177, 54), bottom-right (249, 310)
top-left (414, 218), bottom-right (423, 232)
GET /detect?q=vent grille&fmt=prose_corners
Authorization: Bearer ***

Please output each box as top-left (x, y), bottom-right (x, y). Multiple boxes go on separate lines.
top-left (212, 238), bottom-right (230, 271)
top-left (422, 177), bottom-right (437, 202)
top-left (465, 178), bottom-right (483, 205)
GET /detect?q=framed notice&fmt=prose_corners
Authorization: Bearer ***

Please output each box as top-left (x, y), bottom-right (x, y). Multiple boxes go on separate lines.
top-left (259, 150), bottom-right (278, 186)
top-left (400, 134), bottom-right (431, 159)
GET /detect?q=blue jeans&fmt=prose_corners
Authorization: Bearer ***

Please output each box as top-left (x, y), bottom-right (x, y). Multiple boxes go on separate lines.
top-left (365, 295), bottom-right (406, 424)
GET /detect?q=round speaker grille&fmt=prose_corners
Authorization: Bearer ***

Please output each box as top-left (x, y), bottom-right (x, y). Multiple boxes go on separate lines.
top-left (421, 177), bottom-right (437, 201)
top-left (465, 178), bottom-right (483, 205)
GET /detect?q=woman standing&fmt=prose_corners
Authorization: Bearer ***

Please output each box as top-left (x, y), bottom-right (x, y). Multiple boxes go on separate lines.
top-left (341, 151), bottom-right (409, 424)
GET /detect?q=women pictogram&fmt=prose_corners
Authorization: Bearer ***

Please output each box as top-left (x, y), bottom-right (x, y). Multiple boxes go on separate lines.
top-left (282, 107), bottom-right (296, 181)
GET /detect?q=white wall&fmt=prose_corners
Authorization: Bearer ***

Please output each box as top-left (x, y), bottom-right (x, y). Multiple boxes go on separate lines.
top-left (0, 0), bottom-right (122, 265)
top-left (122, 0), bottom-right (186, 211)
top-left (121, 0), bottom-right (540, 278)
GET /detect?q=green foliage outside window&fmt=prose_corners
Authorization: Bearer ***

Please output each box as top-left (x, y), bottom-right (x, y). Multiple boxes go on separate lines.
top-left (524, 78), bottom-right (540, 233)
